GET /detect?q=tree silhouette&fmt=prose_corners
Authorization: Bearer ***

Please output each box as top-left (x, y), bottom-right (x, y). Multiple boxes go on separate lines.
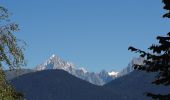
top-left (0, 6), bottom-right (26, 100)
top-left (163, 0), bottom-right (170, 18)
top-left (128, 0), bottom-right (170, 99)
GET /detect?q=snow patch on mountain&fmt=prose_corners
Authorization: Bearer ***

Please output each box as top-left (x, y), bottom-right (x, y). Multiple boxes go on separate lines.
top-left (108, 71), bottom-right (119, 77)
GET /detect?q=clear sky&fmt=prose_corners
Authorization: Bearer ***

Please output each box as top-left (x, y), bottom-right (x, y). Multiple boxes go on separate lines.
top-left (1, 0), bottom-right (170, 72)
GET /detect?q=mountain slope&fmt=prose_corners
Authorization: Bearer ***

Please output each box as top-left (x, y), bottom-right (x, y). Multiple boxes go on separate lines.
top-left (104, 71), bottom-right (170, 100)
top-left (5, 69), bottom-right (34, 80)
top-left (11, 69), bottom-right (123, 100)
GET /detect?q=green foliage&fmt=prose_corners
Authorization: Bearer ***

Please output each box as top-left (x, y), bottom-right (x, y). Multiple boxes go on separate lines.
top-left (129, 1), bottom-right (170, 99)
top-left (0, 69), bottom-right (24, 100)
top-left (0, 7), bottom-right (26, 70)
top-left (0, 5), bottom-right (25, 100)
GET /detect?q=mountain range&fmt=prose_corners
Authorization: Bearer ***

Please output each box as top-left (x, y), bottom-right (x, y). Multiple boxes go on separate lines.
top-left (35, 54), bottom-right (118, 85)
top-left (6, 55), bottom-right (143, 86)
top-left (7, 55), bottom-right (170, 100)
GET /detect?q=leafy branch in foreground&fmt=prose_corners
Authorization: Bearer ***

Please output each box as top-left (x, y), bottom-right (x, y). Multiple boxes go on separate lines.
top-left (0, 5), bottom-right (26, 100)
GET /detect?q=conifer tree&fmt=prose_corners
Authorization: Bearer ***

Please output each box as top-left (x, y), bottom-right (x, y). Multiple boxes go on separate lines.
top-left (129, 0), bottom-right (170, 99)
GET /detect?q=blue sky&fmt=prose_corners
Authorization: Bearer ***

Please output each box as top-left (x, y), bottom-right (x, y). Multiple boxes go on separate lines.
top-left (1, 0), bottom-right (170, 72)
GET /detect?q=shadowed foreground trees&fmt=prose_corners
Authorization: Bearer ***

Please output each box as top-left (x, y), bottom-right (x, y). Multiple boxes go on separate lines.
top-left (129, 0), bottom-right (170, 99)
top-left (0, 6), bottom-right (26, 100)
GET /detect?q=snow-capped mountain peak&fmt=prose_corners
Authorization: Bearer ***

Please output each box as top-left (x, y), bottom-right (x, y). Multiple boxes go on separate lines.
top-left (35, 54), bottom-right (117, 85)
top-left (36, 54), bottom-right (75, 71)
